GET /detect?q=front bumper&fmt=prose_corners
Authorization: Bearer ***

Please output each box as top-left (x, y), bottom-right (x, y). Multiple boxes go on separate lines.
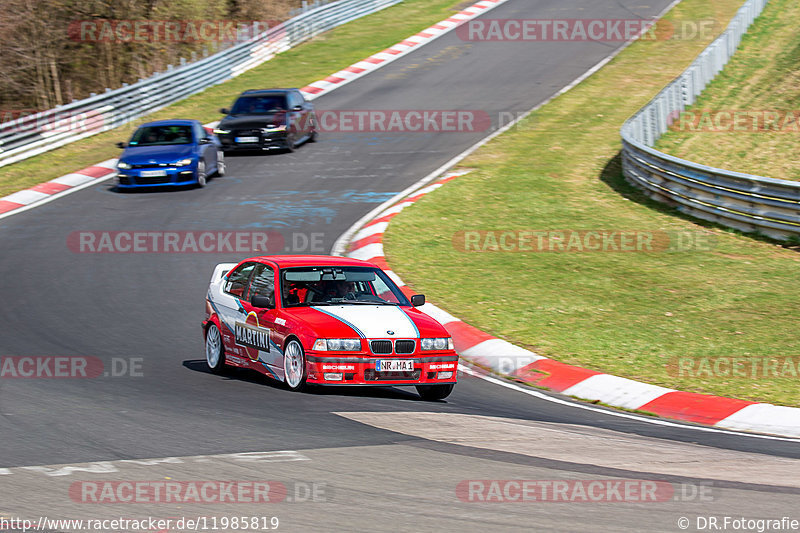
top-left (116, 167), bottom-right (197, 188)
top-left (218, 131), bottom-right (288, 151)
top-left (305, 353), bottom-right (458, 386)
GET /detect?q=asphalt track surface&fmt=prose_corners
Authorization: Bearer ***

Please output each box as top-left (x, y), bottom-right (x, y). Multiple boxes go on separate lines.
top-left (1, 0), bottom-right (799, 531)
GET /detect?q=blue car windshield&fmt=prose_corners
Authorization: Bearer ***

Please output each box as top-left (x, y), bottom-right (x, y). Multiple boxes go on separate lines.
top-left (230, 96), bottom-right (287, 115)
top-left (130, 125), bottom-right (193, 146)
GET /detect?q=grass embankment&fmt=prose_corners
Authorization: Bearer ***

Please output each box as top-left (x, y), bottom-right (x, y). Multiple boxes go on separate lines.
top-left (657, 0), bottom-right (800, 181)
top-left (0, 0), bottom-right (464, 197)
top-left (384, 0), bottom-right (800, 406)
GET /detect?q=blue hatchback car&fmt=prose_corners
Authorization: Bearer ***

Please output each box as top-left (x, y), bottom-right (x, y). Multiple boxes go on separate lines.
top-left (115, 119), bottom-right (225, 190)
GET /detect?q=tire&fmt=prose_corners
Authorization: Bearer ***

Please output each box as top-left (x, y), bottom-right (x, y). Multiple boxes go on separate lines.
top-left (416, 383), bottom-right (454, 401)
top-left (283, 339), bottom-right (307, 391)
top-left (196, 161), bottom-right (207, 188)
top-left (308, 117), bottom-right (318, 143)
top-left (215, 151), bottom-right (226, 177)
top-left (284, 132), bottom-right (296, 153)
top-left (205, 324), bottom-right (227, 374)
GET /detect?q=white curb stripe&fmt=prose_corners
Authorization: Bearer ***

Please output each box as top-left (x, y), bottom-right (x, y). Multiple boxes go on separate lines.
top-left (348, 242), bottom-right (384, 262)
top-left (50, 173), bottom-right (98, 187)
top-left (3, 190), bottom-right (51, 205)
top-left (714, 404), bottom-right (800, 438)
top-left (352, 222), bottom-right (389, 242)
top-left (561, 374), bottom-right (676, 411)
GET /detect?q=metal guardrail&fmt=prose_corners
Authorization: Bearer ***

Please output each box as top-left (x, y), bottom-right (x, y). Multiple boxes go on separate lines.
top-left (0, 0), bottom-right (401, 169)
top-left (621, 0), bottom-right (800, 241)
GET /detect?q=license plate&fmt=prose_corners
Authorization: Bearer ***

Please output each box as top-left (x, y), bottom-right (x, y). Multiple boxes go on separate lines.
top-left (376, 360), bottom-right (414, 372)
top-left (235, 136), bottom-right (259, 143)
top-left (139, 170), bottom-right (167, 177)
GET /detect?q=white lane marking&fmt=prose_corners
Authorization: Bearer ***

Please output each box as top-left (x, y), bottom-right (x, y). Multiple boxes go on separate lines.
top-left (22, 462), bottom-right (118, 477)
top-left (2, 450), bottom-right (309, 476)
top-left (458, 364), bottom-right (800, 443)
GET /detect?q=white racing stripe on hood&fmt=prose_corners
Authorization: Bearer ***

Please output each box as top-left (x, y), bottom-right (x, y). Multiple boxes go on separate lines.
top-left (314, 305), bottom-right (419, 339)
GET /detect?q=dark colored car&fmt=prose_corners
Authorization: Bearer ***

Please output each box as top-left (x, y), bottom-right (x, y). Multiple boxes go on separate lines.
top-left (115, 119), bottom-right (224, 189)
top-left (214, 89), bottom-right (318, 152)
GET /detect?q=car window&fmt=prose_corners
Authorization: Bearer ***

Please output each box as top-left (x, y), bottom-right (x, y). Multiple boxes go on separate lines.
top-left (130, 125), bottom-right (193, 146)
top-left (281, 267), bottom-right (409, 307)
top-left (231, 95), bottom-right (287, 114)
top-left (245, 264), bottom-right (275, 302)
top-left (194, 123), bottom-right (205, 142)
top-left (224, 263), bottom-right (255, 299)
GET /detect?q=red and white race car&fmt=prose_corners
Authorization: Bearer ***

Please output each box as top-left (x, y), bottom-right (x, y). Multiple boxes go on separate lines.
top-left (203, 255), bottom-right (458, 400)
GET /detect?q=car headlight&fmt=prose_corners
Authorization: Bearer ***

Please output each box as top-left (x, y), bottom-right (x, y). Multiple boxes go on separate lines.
top-left (174, 158), bottom-right (193, 167)
top-left (313, 338), bottom-right (361, 351)
top-left (213, 128), bottom-right (230, 135)
top-left (420, 337), bottom-right (454, 351)
top-left (263, 125), bottom-right (287, 132)
top-left (117, 161), bottom-right (131, 169)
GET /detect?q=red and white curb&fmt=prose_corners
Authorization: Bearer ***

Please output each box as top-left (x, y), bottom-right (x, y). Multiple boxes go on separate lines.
top-left (0, 0), bottom-right (508, 221)
top-left (300, 0), bottom-right (509, 100)
top-left (343, 170), bottom-right (800, 439)
top-left (0, 160), bottom-right (117, 220)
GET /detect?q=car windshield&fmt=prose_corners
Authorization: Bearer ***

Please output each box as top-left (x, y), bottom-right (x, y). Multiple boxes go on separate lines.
top-left (281, 267), bottom-right (410, 307)
top-left (230, 95), bottom-right (287, 115)
top-left (129, 125), bottom-right (193, 146)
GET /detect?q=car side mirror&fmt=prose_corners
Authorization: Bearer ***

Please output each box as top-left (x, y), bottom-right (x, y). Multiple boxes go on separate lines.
top-left (220, 108), bottom-right (229, 114)
top-left (116, 142), bottom-right (126, 149)
top-left (410, 294), bottom-right (425, 307)
top-left (251, 293), bottom-right (274, 309)
top-left (292, 105), bottom-right (303, 112)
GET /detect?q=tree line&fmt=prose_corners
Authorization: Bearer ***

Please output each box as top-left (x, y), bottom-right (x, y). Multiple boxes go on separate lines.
top-left (0, 0), bottom-right (302, 118)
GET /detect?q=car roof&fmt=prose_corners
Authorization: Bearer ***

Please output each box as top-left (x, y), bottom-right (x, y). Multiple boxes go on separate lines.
top-left (239, 89), bottom-right (297, 96)
top-left (248, 255), bottom-right (377, 268)
top-left (137, 119), bottom-right (198, 127)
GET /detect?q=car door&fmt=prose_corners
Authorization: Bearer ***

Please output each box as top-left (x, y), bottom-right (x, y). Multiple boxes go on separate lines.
top-left (238, 263), bottom-right (285, 379)
top-left (194, 122), bottom-right (214, 170)
top-left (215, 261), bottom-right (256, 360)
top-left (289, 91), bottom-right (309, 138)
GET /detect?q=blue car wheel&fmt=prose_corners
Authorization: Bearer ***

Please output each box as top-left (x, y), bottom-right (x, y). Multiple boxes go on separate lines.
top-left (196, 161), bottom-right (207, 188)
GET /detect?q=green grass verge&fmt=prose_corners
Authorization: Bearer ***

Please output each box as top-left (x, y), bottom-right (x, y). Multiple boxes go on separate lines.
top-left (656, 0), bottom-right (800, 180)
top-left (384, 0), bottom-right (800, 407)
top-left (0, 0), bottom-right (464, 197)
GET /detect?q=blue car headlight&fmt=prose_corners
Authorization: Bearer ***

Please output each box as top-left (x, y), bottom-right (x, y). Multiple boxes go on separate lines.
top-left (174, 158), bottom-right (193, 167)
top-left (117, 161), bottom-right (132, 170)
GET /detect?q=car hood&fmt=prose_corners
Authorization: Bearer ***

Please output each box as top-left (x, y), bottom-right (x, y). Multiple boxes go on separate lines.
top-left (219, 113), bottom-right (287, 130)
top-left (121, 144), bottom-right (195, 165)
top-left (288, 305), bottom-right (449, 339)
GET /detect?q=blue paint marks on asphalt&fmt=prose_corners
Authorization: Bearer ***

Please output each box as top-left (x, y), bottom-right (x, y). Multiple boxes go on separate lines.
top-left (212, 190), bottom-right (400, 228)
